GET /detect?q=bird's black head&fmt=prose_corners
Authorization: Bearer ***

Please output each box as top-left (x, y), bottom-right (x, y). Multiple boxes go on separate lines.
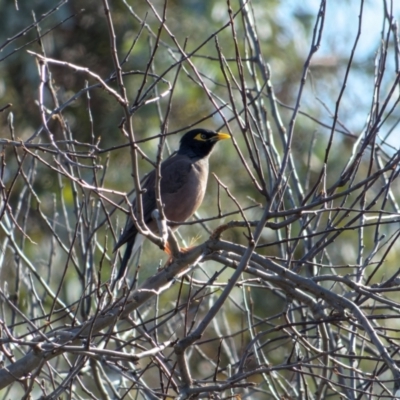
top-left (178, 128), bottom-right (230, 159)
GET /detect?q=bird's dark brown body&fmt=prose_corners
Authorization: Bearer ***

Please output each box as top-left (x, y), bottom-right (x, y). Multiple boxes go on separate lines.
top-left (114, 129), bottom-right (229, 281)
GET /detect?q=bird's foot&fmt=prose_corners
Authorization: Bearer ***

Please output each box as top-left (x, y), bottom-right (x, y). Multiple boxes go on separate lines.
top-left (159, 243), bottom-right (195, 270)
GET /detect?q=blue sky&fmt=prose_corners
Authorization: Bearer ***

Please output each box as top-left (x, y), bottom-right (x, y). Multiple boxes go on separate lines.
top-left (277, 0), bottom-right (400, 151)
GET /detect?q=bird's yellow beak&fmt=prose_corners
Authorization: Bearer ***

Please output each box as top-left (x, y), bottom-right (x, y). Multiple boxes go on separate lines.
top-left (216, 133), bottom-right (231, 141)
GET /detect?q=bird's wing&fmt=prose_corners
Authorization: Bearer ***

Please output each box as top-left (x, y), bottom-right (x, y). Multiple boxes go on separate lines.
top-left (159, 155), bottom-right (193, 194)
top-left (114, 155), bottom-right (192, 250)
top-left (139, 154), bottom-right (192, 213)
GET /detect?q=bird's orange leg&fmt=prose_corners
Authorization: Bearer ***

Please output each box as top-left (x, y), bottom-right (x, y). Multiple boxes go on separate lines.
top-left (162, 236), bottom-right (201, 268)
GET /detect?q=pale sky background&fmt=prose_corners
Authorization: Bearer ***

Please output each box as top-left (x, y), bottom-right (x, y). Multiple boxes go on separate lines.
top-left (278, 0), bottom-right (400, 152)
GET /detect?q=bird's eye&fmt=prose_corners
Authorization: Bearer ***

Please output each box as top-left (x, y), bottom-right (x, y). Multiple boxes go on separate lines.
top-left (194, 132), bottom-right (208, 141)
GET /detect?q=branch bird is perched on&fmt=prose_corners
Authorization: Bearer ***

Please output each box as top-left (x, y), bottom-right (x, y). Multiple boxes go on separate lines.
top-left (114, 128), bottom-right (230, 281)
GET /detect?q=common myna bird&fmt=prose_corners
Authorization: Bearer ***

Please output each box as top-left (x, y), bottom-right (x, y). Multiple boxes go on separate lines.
top-left (114, 128), bottom-right (230, 280)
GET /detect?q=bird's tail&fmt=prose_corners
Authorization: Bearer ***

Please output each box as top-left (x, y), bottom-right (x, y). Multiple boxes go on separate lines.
top-left (116, 241), bottom-right (134, 281)
top-left (115, 234), bottom-right (145, 281)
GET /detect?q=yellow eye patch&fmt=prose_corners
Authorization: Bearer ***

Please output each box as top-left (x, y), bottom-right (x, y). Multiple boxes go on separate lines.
top-left (194, 133), bottom-right (208, 141)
